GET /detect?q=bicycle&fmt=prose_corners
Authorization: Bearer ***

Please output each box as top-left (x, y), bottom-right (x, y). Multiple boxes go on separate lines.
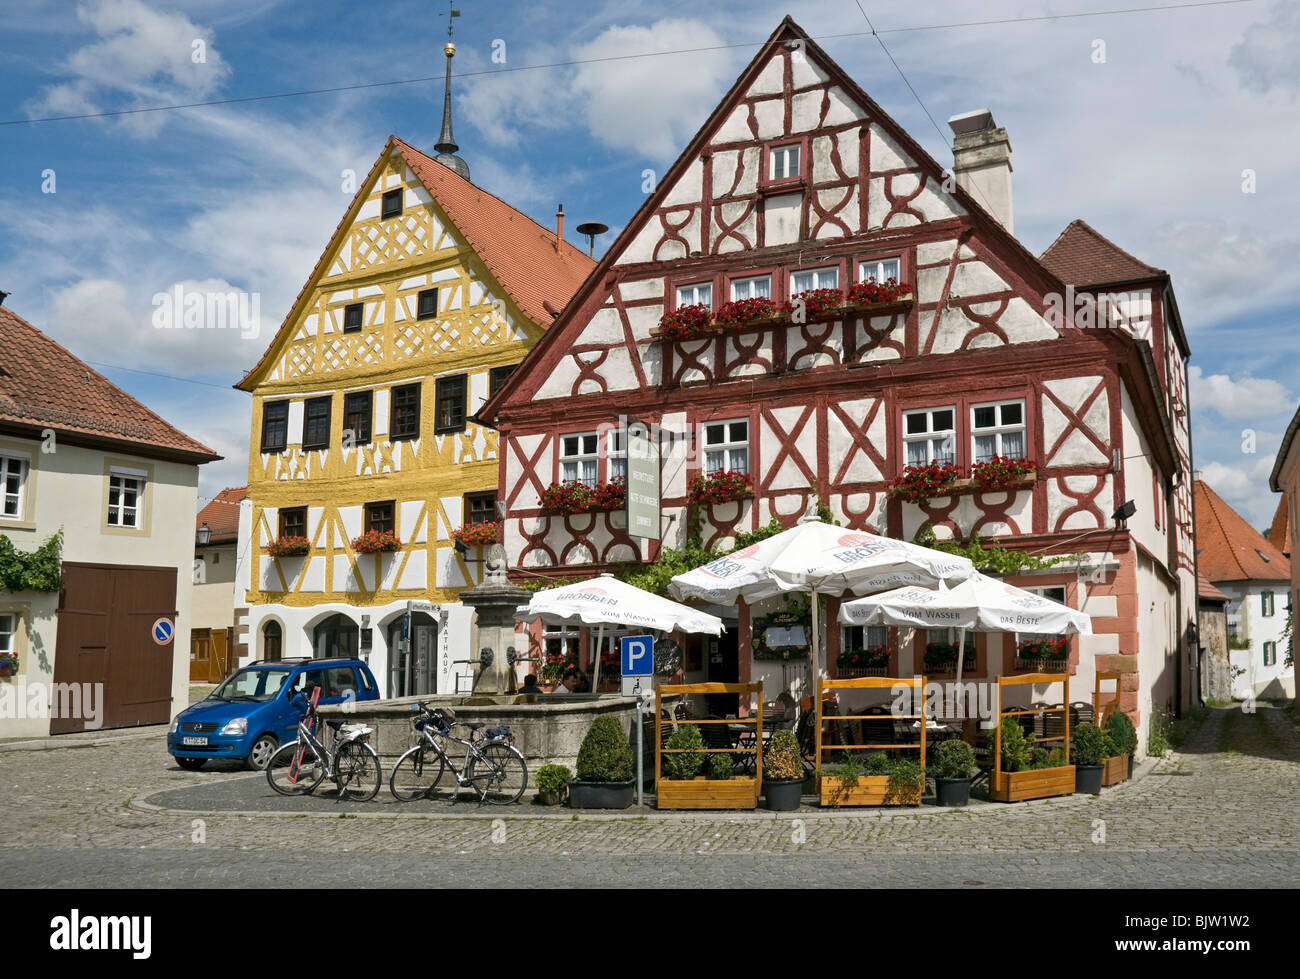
top-left (389, 703), bottom-right (528, 805)
top-left (265, 686), bottom-right (382, 801)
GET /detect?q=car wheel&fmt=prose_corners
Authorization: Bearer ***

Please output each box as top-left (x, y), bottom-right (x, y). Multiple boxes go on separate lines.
top-left (176, 757), bottom-right (206, 771)
top-left (246, 734), bottom-right (279, 771)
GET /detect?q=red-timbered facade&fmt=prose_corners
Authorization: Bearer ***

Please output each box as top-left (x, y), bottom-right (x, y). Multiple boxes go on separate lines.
top-left (482, 18), bottom-right (1197, 742)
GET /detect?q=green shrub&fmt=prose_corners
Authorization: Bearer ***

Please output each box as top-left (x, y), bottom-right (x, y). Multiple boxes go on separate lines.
top-left (1072, 723), bottom-right (1107, 766)
top-left (932, 739), bottom-right (976, 780)
top-left (884, 757), bottom-right (925, 802)
top-left (535, 764), bottom-right (572, 795)
top-left (1027, 748), bottom-right (1066, 770)
top-left (576, 715), bottom-right (634, 782)
top-left (763, 729), bottom-right (802, 782)
top-left (708, 753), bottom-right (734, 780)
top-left (1148, 709), bottom-right (1172, 757)
top-left (1103, 709), bottom-right (1137, 756)
top-left (664, 723), bottom-right (705, 780)
top-left (863, 752), bottom-right (891, 776)
top-left (992, 719), bottom-right (1033, 772)
top-left (1101, 732), bottom-right (1119, 758)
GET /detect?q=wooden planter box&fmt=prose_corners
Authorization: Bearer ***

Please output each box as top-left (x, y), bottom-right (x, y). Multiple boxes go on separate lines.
top-left (656, 776), bottom-right (759, 810)
top-left (689, 485), bottom-right (754, 505)
top-left (889, 472), bottom-right (1036, 503)
top-left (989, 765), bottom-right (1077, 803)
top-left (1101, 754), bottom-right (1128, 787)
top-left (817, 774), bottom-right (923, 807)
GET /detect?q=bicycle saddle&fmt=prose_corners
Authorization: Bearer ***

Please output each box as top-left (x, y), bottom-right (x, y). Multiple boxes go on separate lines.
top-left (463, 721), bottom-right (486, 731)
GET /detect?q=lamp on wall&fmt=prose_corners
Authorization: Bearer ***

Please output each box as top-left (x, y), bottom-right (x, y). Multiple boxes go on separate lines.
top-left (1112, 500), bottom-right (1137, 527)
top-left (196, 522), bottom-right (211, 546)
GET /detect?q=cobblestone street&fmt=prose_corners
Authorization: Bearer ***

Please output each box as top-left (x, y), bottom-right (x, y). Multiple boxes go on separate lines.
top-left (3, 705), bottom-right (1297, 886)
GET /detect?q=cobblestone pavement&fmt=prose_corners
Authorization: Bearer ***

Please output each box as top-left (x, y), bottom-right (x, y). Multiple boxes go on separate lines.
top-left (1, 705), bottom-right (1296, 886)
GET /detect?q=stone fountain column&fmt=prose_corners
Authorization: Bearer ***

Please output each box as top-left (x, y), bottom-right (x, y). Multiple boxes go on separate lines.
top-left (459, 544), bottom-right (531, 695)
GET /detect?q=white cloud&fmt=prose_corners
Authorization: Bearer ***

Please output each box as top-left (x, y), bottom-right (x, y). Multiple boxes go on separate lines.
top-left (1198, 455), bottom-right (1279, 529)
top-left (1189, 366), bottom-right (1293, 421)
top-left (1228, 0), bottom-right (1300, 95)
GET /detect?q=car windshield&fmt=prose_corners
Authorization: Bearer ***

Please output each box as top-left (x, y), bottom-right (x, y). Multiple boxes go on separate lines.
top-left (209, 668), bottom-right (291, 703)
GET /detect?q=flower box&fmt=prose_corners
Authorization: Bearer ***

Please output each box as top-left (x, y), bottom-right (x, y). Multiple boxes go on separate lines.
top-left (714, 296), bottom-right (779, 329)
top-left (264, 536), bottom-right (311, 558)
top-left (846, 279), bottom-right (912, 307)
top-left (817, 774), bottom-right (923, 807)
top-left (539, 478), bottom-right (626, 514)
top-left (889, 461), bottom-right (963, 504)
top-left (452, 522), bottom-right (501, 547)
top-left (688, 470), bottom-right (752, 505)
top-left (1101, 754), bottom-right (1129, 787)
top-left (656, 302), bottom-right (714, 341)
top-left (970, 457), bottom-right (1038, 493)
top-left (837, 646), bottom-right (889, 677)
top-left (0, 654), bottom-right (17, 678)
top-left (989, 765), bottom-right (1077, 802)
top-left (783, 287), bottom-right (847, 323)
top-left (655, 775), bottom-right (759, 810)
top-left (888, 470), bottom-right (1036, 503)
top-left (351, 530), bottom-right (402, 554)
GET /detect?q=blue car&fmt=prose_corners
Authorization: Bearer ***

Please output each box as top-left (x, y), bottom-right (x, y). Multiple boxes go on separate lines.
top-left (168, 658), bottom-right (380, 770)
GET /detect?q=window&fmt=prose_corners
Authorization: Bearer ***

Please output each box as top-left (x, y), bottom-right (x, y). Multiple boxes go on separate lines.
top-left (1263, 642), bottom-right (1277, 667)
top-left (262, 621), bottom-right (282, 661)
top-left (904, 407), bottom-right (956, 466)
top-left (860, 257), bottom-right (902, 283)
top-left (1261, 591), bottom-right (1275, 617)
top-left (364, 500), bottom-right (395, 534)
top-left (560, 432), bottom-right (599, 486)
top-left (769, 143), bottom-right (801, 181)
top-left (702, 419), bottom-right (748, 475)
top-left (971, 400), bottom-right (1026, 463)
top-left (843, 625), bottom-right (889, 651)
top-left (544, 623), bottom-right (580, 673)
top-left (1, 455), bottom-right (26, 519)
top-left (278, 506), bottom-right (307, 540)
top-left (607, 429), bottom-right (627, 482)
top-left (381, 189), bottom-right (403, 219)
top-left (302, 396), bottom-right (332, 450)
top-left (260, 401), bottom-right (289, 453)
top-left (0, 612), bottom-right (15, 657)
top-left (107, 471), bottom-right (144, 528)
top-left (676, 282), bottom-right (713, 308)
top-left (730, 275), bottom-right (771, 301)
top-left (465, 492), bottom-right (497, 525)
top-left (342, 391), bottom-right (373, 446)
top-left (434, 375), bottom-right (467, 434)
top-left (417, 288), bottom-right (438, 320)
top-left (791, 267), bottom-right (839, 293)
top-left (1019, 587), bottom-right (1067, 645)
top-left (390, 383), bottom-right (421, 440)
top-left (928, 628), bottom-right (976, 653)
top-left (488, 365), bottom-right (517, 398)
top-left (343, 303), bottom-right (363, 333)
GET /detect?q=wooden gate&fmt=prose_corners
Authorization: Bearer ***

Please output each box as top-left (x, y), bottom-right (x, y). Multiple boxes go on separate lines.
top-left (190, 628), bottom-right (231, 684)
top-left (51, 563), bottom-right (178, 733)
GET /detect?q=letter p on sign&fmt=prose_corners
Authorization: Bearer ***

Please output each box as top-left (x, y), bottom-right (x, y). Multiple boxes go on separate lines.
top-left (621, 635), bottom-right (653, 677)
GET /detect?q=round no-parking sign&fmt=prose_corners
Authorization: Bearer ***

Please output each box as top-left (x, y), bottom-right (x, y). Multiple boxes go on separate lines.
top-left (152, 618), bottom-right (174, 645)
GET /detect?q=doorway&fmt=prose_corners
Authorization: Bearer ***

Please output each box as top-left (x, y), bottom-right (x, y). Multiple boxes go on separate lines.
top-left (387, 612), bottom-right (438, 698)
top-left (705, 628), bottom-right (740, 716)
top-left (313, 614), bottom-right (358, 659)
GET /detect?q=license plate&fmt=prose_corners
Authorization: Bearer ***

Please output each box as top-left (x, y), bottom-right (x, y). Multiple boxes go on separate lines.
top-left (182, 736), bottom-right (208, 746)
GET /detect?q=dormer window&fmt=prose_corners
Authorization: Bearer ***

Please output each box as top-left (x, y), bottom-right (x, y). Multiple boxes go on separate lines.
top-left (343, 303), bottom-right (363, 333)
top-left (381, 189), bottom-right (403, 219)
top-left (769, 143), bottom-right (801, 182)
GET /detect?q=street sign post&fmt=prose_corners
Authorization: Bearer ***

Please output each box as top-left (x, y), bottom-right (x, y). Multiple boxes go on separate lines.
top-left (625, 421), bottom-right (660, 541)
top-left (620, 634), bottom-right (655, 809)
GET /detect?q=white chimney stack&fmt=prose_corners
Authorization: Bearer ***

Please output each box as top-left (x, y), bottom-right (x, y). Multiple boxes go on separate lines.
top-left (948, 108), bottom-right (1013, 234)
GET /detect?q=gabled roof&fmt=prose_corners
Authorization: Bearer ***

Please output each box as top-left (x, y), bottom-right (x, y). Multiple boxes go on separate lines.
top-left (1194, 479), bottom-right (1291, 583)
top-left (196, 486), bottom-right (246, 543)
top-left (1266, 492), bottom-right (1289, 557)
top-left (1197, 574), bottom-right (1230, 603)
top-left (1269, 402), bottom-right (1300, 492)
top-left (0, 304), bottom-right (219, 463)
top-left (1039, 219), bottom-right (1165, 287)
top-left (237, 136), bottom-right (594, 391)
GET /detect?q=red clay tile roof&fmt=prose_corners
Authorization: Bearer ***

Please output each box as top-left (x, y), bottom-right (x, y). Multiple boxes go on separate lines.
top-left (196, 486), bottom-right (246, 543)
top-left (1194, 480), bottom-right (1291, 583)
top-left (0, 304), bottom-right (219, 463)
top-left (1039, 219), bottom-right (1165, 287)
top-left (1197, 574), bottom-right (1230, 602)
top-left (238, 136), bottom-right (594, 390)
top-left (1266, 493), bottom-right (1289, 557)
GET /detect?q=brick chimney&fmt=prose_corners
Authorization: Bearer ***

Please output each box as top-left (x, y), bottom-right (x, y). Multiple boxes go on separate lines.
top-left (555, 204), bottom-right (564, 253)
top-left (948, 109), bottom-right (1013, 234)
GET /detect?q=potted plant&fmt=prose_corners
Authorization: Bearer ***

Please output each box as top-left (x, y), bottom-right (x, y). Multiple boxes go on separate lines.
top-left (969, 456), bottom-right (1037, 492)
top-left (0, 650), bottom-right (16, 678)
top-left (451, 521), bottom-right (500, 547)
top-left (535, 764), bottom-right (571, 806)
top-left (657, 302), bottom-right (714, 341)
top-left (846, 277), bottom-right (912, 308)
top-left (1103, 708), bottom-right (1138, 782)
top-left (1071, 722), bottom-right (1107, 795)
top-left (818, 752), bottom-right (924, 807)
top-left (687, 470), bottom-right (752, 505)
top-left (763, 729), bottom-right (804, 811)
top-left (657, 721), bottom-right (759, 810)
top-left (264, 535), bottom-right (311, 557)
top-left (783, 287), bottom-right (846, 323)
top-left (568, 715), bottom-right (635, 809)
top-left (714, 296), bottom-right (778, 328)
top-left (932, 739), bottom-right (977, 807)
top-left (889, 460), bottom-right (963, 504)
top-left (350, 529), bottom-right (401, 553)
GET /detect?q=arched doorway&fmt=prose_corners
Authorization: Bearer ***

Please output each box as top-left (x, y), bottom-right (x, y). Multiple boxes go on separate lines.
top-left (262, 620), bottom-right (282, 661)
top-left (386, 611), bottom-right (438, 697)
top-left (313, 613), bottom-right (358, 659)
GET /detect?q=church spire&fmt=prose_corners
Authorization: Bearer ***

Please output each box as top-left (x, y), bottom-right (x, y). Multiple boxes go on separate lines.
top-left (434, 3), bottom-right (469, 180)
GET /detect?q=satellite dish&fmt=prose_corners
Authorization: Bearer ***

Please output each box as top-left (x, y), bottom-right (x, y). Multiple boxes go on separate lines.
top-left (575, 221), bottom-right (609, 257)
top-left (653, 638), bottom-right (683, 676)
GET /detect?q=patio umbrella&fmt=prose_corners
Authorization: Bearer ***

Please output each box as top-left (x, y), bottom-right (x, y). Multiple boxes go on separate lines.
top-left (518, 573), bottom-right (724, 690)
top-left (668, 520), bottom-right (976, 683)
top-left (839, 570), bottom-right (1092, 688)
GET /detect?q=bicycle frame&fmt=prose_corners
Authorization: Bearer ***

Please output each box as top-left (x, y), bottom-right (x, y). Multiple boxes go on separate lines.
top-left (408, 714), bottom-right (514, 801)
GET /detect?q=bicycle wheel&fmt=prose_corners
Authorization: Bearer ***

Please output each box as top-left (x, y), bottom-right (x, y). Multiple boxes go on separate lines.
top-left (266, 740), bottom-right (327, 796)
top-left (335, 740), bottom-right (382, 802)
top-left (389, 744), bottom-right (452, 802)
top-left (469, 742), bottom-right (528, 805)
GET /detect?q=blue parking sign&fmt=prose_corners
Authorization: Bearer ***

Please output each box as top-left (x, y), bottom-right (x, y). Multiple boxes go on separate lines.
top-left (620, 635), bottom-right (653, 677)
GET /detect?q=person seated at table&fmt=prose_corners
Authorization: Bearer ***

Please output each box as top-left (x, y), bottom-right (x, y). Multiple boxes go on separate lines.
top-left (551, 668), bottom-right (582, 695)
top-left (518, 674), bottom-right (542, 695)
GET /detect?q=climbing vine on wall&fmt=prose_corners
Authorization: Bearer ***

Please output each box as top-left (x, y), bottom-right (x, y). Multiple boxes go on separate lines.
top-left (912, 525), bottom-right (1077, 576)
top-left (0, 531), bottom-right (64, 593)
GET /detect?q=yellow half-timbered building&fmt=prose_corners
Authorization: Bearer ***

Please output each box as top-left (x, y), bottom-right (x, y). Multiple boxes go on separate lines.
top-left (235, 50), bottom-right (592, 695)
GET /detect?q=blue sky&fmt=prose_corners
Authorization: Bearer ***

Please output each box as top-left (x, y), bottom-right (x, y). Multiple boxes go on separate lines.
top-left (2, 0), bottom-right (1298, 531)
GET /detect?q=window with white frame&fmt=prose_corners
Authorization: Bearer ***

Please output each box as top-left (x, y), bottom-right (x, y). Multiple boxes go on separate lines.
top-left (903, 407), bottom-right (955, 466)
top-left (606, 429), bottom-right (627, 482)
top-left (107, 470), bottom-right (145, 528)
top-left (1263, 642), bottom-right (1277, 667)
top-left (0, 612), bottom-right (15, 656)
top-left (560, 432), bottom-right (599, 487)
top-left (730, 275), bottom-right (771, 301)
top-left (769, 143), bottom-right (801, 181)
top-left (971, 400), bottom-right (1026, 463)
top-left (1261, 591), bottom-right (1275, 617)
top-left (790, 267), bottom-right (839, 293)
top-left (860, 256), bottom-right (901, 283)
top-left (676, 282), bottom-right (713, 308)
top-left (544, 623), bottom-right (580, 674)
top-left (1018, 586), bottom-right (1067, 645)
top-left (702, 419), bottom-right (748, 475)
top-left (843, 625), bottom-right (889, 652)
top-left (1, 455), bottom-right (26, 519)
